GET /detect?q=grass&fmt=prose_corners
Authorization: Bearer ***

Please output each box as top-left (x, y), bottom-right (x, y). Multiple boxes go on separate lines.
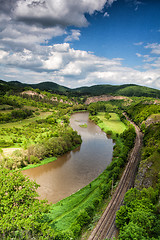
top-left (0, 111), bottom-right (54, 148)
top-left (21, 157), bottom-right (57, 170)
top-left (97, 112), bottom-right (127, 134)
top-left (79, 124), bottom-right (87, 128)
top-left (48, 171), bottom-right (108, 231)
top-left (0, 111), bottom-right (52, 128)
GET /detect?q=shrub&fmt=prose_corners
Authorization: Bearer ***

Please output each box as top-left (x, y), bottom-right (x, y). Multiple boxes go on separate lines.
top-left (76, 210), bottom-right (91, 227)
top-left (70, 223), bottom-right (81, 237)
top-left (30, 155), bottom-right (40, 164)
top-left (85, 205), bottom-right (95, 217)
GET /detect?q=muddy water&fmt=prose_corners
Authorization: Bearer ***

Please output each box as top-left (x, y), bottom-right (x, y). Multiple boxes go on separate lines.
top-left (22, 112), bottom-right (114, 203)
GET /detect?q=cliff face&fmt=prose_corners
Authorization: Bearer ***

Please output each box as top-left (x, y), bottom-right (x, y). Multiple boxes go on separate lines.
top-left (134, 155), bottom-right (159, 190)
top-left (85, 95), bottom-right (128, 105)
top-left (134, 123), bottom-right (160, 190)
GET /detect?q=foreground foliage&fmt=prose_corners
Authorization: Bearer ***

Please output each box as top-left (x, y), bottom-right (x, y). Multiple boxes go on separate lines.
top-left (0, 168), bottom-right (55, 239)
top-left (116, 187), bottom-right (160, 240)
top-left (116, 100), bottom-right (160, 240)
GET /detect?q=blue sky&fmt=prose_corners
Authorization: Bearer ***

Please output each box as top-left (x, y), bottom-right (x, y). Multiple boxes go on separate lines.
top-left (0, 0), bottom-right (160, 89)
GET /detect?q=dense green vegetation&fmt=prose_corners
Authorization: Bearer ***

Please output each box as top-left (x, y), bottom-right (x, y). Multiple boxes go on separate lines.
top-left (0, 127), bottom-right (82, 170)
top-left (74, 84), bottom-right (160, 98)
top-left (1, 79), bottom-right (160, 98)
top-left (0, 85), bottom-right (137, 239)
top-left (1, 80), bottom-right (160, 239)
top-left (126, 102), bottom-right (160, 125)
top-left (0, 168), bottom-right (55, 239)
top-left (0, 90), bottom-right (84, 169)
top-left (115, 100), bottom-right (160, 240)
top-left (0, 109), bottom-right (33, 123)
top-left (116, 187), bottom-right (160, 240)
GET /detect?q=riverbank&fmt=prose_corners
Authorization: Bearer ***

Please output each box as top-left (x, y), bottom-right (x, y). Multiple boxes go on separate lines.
top-left (21, 143), bottom-right (81, 171)
top-left (45, 111), bottom-right (134, 239)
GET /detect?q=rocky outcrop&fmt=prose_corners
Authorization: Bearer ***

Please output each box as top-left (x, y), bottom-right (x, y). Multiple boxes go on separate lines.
top-left (85, 95), bottom-right (128, 105)
top-left (21, 91), bottom-right (73, 105)
top-left (145, 114), bottom-right (160, 127)
top-left (134, 157), bottom-right (158, 190)
top-left (21, 90), bottom-right (44, 99)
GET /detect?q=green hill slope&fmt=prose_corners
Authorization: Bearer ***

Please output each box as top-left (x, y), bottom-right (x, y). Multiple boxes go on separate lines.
top-left (73, 84), bottom-right (160, 98)
top-left (1, 79), bottom-right (160, 98)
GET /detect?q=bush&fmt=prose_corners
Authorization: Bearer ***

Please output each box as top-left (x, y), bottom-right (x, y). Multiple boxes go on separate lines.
top-left (106, 130), bottom-right (112, 135)
top-left (76, 210), bottom-right (91, 227)
top-left (30, 155), bottom-right (40, 164)
top-left (93, 198), bottom-right (100, 208)
top-left (70, 223), bottom-right (81, 237)
top-left (85, 205), bottom-right (95, 217)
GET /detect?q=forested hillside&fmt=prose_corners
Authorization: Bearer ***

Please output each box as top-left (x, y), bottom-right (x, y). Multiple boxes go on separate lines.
top-left (1, 79), bottom-right (160, 98)
top-left (73, 84), bottom-right (160, 98)
top-left (116, 101), bottom-right (160, 240)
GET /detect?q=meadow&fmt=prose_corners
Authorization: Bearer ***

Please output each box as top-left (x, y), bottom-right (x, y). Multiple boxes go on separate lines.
top-left (97, 112), bottom-right (127, 134)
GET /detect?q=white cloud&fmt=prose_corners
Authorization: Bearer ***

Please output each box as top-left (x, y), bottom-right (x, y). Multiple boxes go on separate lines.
top-left (145, 43), bottom-right (160, 55)
top-left (0, 0), bottom-right (160, 90)
top-left (13, 0), bottom-right (114, 28)
top-left (0, 50), bottom-right (8, 59)
top-left (0, 42), bottom-right (160, 89)
top-left (65, 30), bottom-right (81, 42)
top-left (104, 12), bottom-right (110, 17)
top-left (134, 42), bottom-right (143, 46)
top-left (136, 53), bottom-right (142, 57)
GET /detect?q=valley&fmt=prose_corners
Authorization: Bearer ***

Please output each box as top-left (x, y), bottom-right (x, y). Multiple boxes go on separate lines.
top-left (0, 80), bottom-right (160, 239)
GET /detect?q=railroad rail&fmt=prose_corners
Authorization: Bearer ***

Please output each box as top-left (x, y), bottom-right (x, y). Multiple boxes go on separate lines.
top-left (88, 114), bottom-right (143, 240)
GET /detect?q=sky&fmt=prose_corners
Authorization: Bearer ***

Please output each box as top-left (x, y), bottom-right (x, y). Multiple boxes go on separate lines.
top-left (0, 0), bottom-right (160, 89)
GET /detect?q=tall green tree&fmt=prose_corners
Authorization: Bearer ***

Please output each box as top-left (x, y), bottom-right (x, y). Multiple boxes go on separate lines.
top-left (0, 168), bottom-right (54, 239)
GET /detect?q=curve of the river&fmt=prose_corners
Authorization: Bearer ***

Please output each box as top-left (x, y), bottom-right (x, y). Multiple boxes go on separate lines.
top-left (22, 112), bottom-right (114, 203)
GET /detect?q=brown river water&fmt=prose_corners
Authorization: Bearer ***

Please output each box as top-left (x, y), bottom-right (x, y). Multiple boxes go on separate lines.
top-left (22, 112), bottom-right (114, 203)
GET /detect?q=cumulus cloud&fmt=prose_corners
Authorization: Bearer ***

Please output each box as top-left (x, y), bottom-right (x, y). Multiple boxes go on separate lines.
top-left (145, 43), bottom-right (160, 55)
top-left (0, 42), bottom-right (160, 89)
top-left (0, 0), bottom-right (160, 90)
top-left (0, 0), bottom-right (114, 28)
top-left (65, 30), bottom-right (81, 42)
top-left (0, 0), bottom-right (17, 14)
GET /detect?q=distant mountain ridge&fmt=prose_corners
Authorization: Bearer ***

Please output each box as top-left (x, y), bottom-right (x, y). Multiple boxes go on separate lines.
top-left (0, 79), bottom-right (160, 98)
top-left (73, 84), bottom-right (160, 98)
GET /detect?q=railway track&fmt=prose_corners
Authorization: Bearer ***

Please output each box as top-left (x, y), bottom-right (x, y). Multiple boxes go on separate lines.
top-left (88, 115), bottom-right (143, 240)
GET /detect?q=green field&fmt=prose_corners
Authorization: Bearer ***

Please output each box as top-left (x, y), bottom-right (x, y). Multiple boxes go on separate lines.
top-left (0, 111), bottom-right (56, 149)
top-left (0, 111), bottom-right (52, 128)
top-left (97, 112), bottom-right (127, 134)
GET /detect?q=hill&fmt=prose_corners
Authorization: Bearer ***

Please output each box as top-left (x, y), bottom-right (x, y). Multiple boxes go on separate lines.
top-left (7, 80), bottom-right (69, 94)
top-left (73, 84), bottom-right (160, 98)
top-left (1, 79), bottom-right (160, 98)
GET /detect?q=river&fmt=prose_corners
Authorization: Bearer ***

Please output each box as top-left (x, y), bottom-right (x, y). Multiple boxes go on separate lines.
top-left (22, 112), bottom-right (114, 203)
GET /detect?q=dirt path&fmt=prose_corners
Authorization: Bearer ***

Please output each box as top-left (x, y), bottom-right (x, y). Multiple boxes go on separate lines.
top-left (88, 113), bottom-right (143, 240)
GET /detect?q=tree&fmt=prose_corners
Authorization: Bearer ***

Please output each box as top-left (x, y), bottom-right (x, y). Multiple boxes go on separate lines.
top-left (118, 222), bottom-right (147, 240)
top-left (0, 168), bottom-right (54, 239)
